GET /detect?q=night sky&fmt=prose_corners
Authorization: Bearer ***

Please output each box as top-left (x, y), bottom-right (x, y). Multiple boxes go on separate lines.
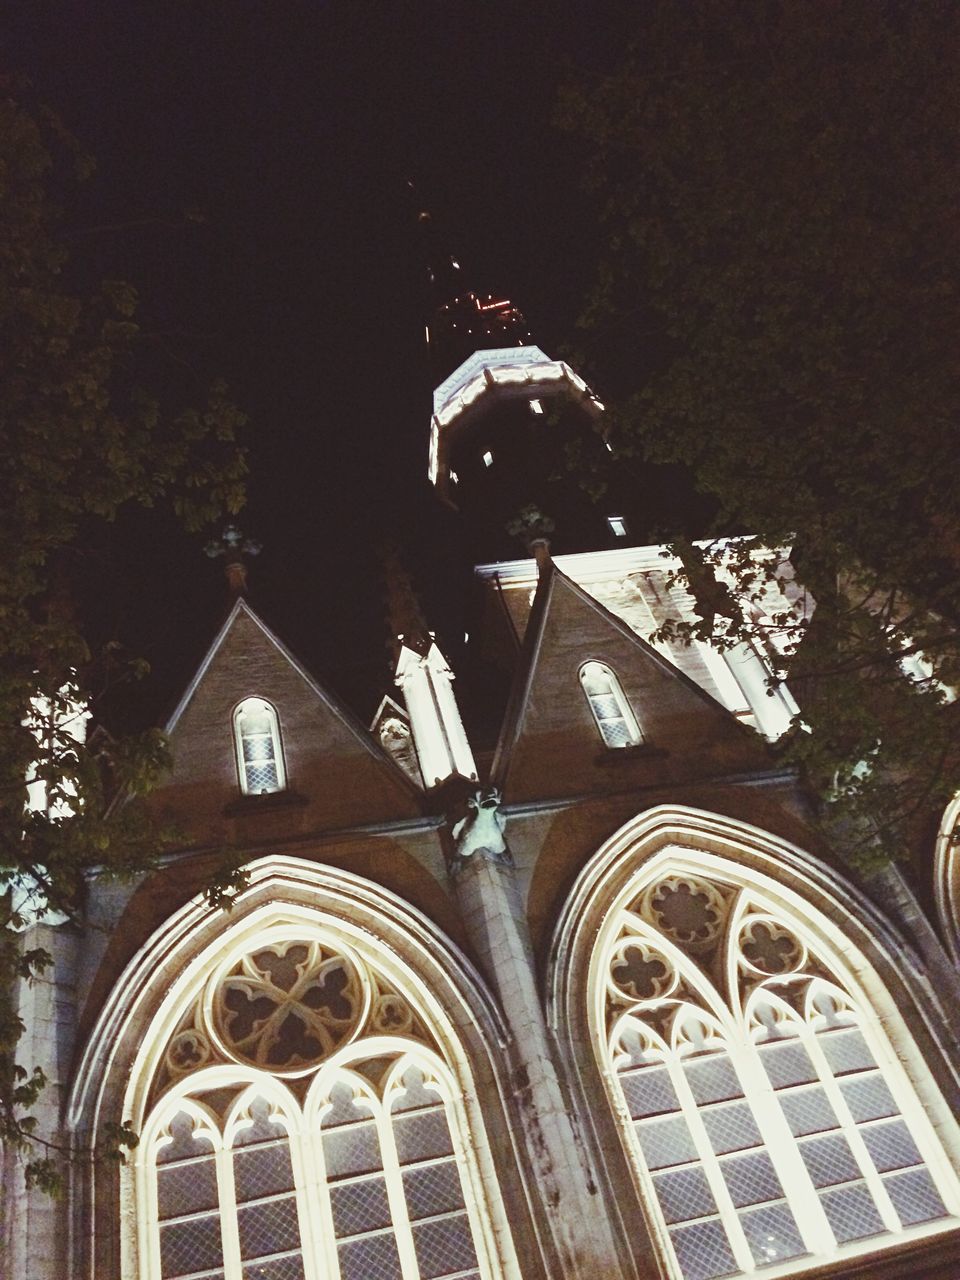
top-left (6, 4), bottom-right (643, 727)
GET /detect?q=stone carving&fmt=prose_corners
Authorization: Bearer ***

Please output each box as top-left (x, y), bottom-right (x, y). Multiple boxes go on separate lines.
top-left (450, 788), bottom-right (511, 874)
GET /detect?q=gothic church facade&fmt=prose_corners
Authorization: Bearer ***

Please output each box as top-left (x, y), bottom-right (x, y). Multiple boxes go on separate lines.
top-left (6, 258), bottom-right (960, 1280)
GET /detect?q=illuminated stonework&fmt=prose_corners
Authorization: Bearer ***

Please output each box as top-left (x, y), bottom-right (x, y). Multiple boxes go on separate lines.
top-left (599, 864), bottom-right (960, 1280)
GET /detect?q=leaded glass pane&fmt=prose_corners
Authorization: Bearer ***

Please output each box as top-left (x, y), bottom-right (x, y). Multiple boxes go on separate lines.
top-left (329, 1176), bottom-right (393, 1236)
top-left (720, 1150), bottom-right (783, 1208)
top-left (234, 1143), bottom-right (296, 1201)
top-left (236, 1195), bottom-right (301, 1259)
top-left (778, 1086), bottom-right (839, 1137)
top-left (243, 1256), bottom-right (305, 1280)
top-left (701, 1101), bottom-right (762, 1156)
top-left (393, 1108), bottom-right (455, 1164)
top-left (598, 715), bottom-right (633, 748)
top-left (403, 1160), bottom-right (466, 1219)
top-left (819, 1029), bottom-right (876, 1077)
top-left (669, 1218), bottom-right (738, 1280)
top-left (620, 1065), bottom-right (680, 1118)
top-left (322, 1119), bottom-right (382, 1178)
top-left (590, 694), bottom-right (621, 721)
top-left (757, 1040), bottom-right (817, 1089)
top-left (885, 1167), bottom-right (948, 1226)
top-left (653, 1166), bottom-right (717, 1225)
top-left (819, 1181), bottom-right (885, 1243)
top-left (158, 1157), bottom-right (219, 1218)
top-left (839, 1074), bottom-right (898, 1124)
top-left (636, 1114), bottom-right (698, 1170)
top-left (798, 1132), bottom-right (860, 1188)
top-left (160, 1216), bottom-right (225, 1277)
top-left (684, 1057), bottom-right (743, 1106)
top-left (337, 1230), bottom-right (403, 1280)
top-left (245, 761), bottom-right (280, 794)
top-left (739, 1202), bottom-right (807, 1266)
top-left (861, 1119), bottom-right (922, 1174)
top-left (412, 1214), bottom-right (479, 1278)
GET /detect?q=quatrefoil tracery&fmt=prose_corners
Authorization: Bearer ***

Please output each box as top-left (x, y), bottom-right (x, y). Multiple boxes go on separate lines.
top-left (212, 941), bottom-right (365, 1072)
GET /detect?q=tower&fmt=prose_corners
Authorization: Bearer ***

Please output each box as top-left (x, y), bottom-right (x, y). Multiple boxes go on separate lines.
top-left (8, 209), bottom-right (960, 1280)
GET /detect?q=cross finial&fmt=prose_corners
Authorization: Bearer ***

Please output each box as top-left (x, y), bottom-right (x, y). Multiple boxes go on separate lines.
top-left (205, 524), bottom-right (262, 596)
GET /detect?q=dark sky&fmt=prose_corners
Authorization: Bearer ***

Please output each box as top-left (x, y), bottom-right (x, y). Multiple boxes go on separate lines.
top-left (6, 3), bottom-right (640, 725)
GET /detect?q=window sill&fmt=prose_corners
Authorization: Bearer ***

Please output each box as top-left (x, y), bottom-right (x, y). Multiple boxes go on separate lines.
top-left (223, 789), bottom-right (308, 817)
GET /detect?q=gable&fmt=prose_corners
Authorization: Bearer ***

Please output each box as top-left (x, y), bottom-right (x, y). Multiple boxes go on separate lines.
top-left (149, 602), bottom-right (421, 844)
top-left (493, 568), bottom-right (770, 804)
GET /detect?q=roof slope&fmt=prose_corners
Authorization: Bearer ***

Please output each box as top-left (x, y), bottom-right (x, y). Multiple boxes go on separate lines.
top-left (492, 565), bottom-right (770, 804)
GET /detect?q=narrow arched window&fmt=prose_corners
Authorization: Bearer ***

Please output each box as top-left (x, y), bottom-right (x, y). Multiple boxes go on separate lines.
top-left (599, 868), bottom-right (959, 1280)
top-left (580, 661), bottom-right (642, 749)
top-left (138, 930), bottom-right (505, 1280)
top-left (233, 697), bottom-right (285, 794)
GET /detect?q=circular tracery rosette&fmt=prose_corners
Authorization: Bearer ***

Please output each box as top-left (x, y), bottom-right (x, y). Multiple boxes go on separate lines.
top-left (607, 936), bottom-right (679, 1006)
top-left (634, 874), bottom-right (731, 956)
top-left (736, 913), bottom-right (807, 978)
top-left (207, 939), bottom-right (369, 1076)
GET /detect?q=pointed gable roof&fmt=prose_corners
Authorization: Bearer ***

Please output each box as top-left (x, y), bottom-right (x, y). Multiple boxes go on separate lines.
top-left (492, 565), bottom-right (770, 804)
top-left (156, 599), bottom-right (422, 840)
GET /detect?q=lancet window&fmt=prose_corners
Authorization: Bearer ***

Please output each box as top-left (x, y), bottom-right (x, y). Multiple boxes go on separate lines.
top-left (600, 869), bottom-right (958, 1280)
top-left (139, 931), bottom-right (496, 1280)
top-left (580, 661), bottom-right (642, 749)
top-left (234, 697), bottom-right (285, 794)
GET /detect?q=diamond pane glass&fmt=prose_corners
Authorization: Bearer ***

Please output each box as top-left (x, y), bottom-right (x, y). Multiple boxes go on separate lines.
top-left (861, 1119), bottom-right (922, 1174)
top-left (720, 1150), bottom-right (783, 1208)
top-left (620, 1065), bottom-right (680, 1118)
top-left (337, 1231), bottom-right (403, 1280)
top-left (885, 1166), bottom-right (948, 1226)
top-left (839, 1074), bottom-right (898, 1124)
top-left (234, 1144), bottom-right (295, 1202)
top-left (322, 1121), bottom-right (382, 1178)
top-left (739, 1202), bottom-right (807, 1266)
top-left (244, 761), bottom-right (279, 793)
top-left (819, 1029), bottom-right (876, 1076)
top-left (393, 1108), bottom-right (455, 1164)
top-left (403, 1160), bottom-right (466, 1219)
top-left (412, 1214), bottom-right (478, 1278)
top-left (669, 1218), bottom-right (738, 1280)
top-left (799, 1132), bottom-right (860, 1188)
top-left (160, 1215), bottom-right (224, 1277)
top-left (158, 1157), bottom-right (219, 1218)
top-left (329, 1176), bottom-right (393, 1236)
top-left (636, 1114), bottom-right (698, 1170)
top-left (653, 1166), bottom-right (717, 1225)
top-left (243, 1257), bottom-right (305, 1280)
top-left (243, 735), bottom-right (273, 763)
top-left (599, 716), bottom-right (632, 748)
top-left (237, 1195), bottom-right (301, 1259)
top-left (684, 1057), bottom-right (743, 1106)
top-left (819, 1181), bottom-right (885, 1243)
top-left (758, 1040), bottom-right (817, 1089)
top-left (701, 1102), bottom-right (762, 1156)
top-left (590, 694), bottom-right (621, 720)
top-left (778, 1086), bottom-right (839, 1137)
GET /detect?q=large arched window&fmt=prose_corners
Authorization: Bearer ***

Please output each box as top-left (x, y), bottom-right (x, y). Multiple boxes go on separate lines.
top-left (137, 926), bottom-right (500, 1280)
top-left (233, 697), bottom-right (285, 794)
top-left (591, 857), bottom-right (960, 1280)
top-left (579, 661), bottom-right (642, 749)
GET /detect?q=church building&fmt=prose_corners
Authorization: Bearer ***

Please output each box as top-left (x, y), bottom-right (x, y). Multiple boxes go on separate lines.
top-left (6, 219), bottom-right (960, 1280)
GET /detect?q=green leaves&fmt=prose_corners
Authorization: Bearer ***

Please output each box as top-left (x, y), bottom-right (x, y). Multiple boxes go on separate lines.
top-left (0, 88), bottom-right (247, 1189)
top-left (560, 2), bottom-right (960, 863)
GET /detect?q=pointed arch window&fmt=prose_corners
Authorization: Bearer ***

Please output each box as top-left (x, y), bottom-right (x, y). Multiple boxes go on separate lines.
top-left (138, 930), bottom-right (504, 1279)
top-left (598, 868), bottom-right (959, 1279)
top-left (233, 697), bottom-right (285, 795)
top-left (580, 661), bottom-right (642, 749)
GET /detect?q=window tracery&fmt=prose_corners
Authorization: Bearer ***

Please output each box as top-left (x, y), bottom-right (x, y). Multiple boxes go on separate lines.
top-left (140, 927), bottom-right (493, 1280)
top-left (601, 869), bottom-right (958, 1280)
top-left (234, 697), bottom-right (285, 795)
top-left (579, 661), bottom-right (642, 749)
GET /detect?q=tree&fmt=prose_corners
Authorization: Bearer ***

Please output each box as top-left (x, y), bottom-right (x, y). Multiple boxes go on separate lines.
top-left (0, 84), bottom-right (247, 1188)
top-left (558, 0), bottom-right (960, 862)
